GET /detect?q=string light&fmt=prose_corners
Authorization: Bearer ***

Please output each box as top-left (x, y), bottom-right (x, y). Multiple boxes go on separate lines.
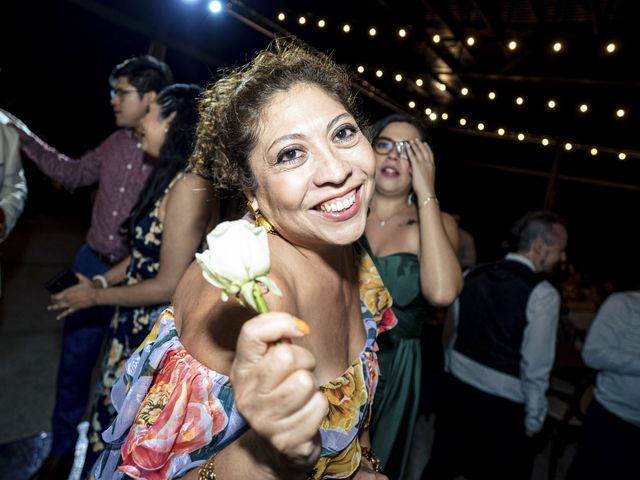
top-left (579, 104), bottom-right (589, 113)
top-left (429, 112), bottom-right (437, 121)
top-left (369, 27), bottom-right (377, 37)
top-left (441, 113), bottom-right (449, 120)
top-left (508, 40), bottom-right (518, 50)
top-left (606, 43), bottom-right (616, 54)
top-left (432, 34), bottom-right (441, 43)
top-left (516, 96), bottom-right (524, 105)
top-left (277, 12), bottom-right (285, 21)
top-left (356, 65), bottom-right (365, 74)
top-left (616, 108), bottom-right (625, 118)
top-left (394, 73), bottom-right (403, 82)
top-left (438, 83), bottom-right (446, 92)
top-left (449, 120), bottom-right (637, 160)
top-left (298, 16), bottom-right (306, 25)
top-left (375, 69), bottom-right (383, 78)
top-left (552, 42), bottom-right (563, 52)
top-left (461, 87), bottom-right (469, 96)
top-left (547, 99), bottom-right (557, 109)
top-left (425, 108), bottom-right (432, 115)
top-left (317, 19), bottom-right (326, 28)
top-left (416, 78), bottom-right (424, 87)
top-left (398, 28), bottom-right (407, 38)
top-left (342, 24), bottom-right (351, 33)
top-left (466, 36), bottom-right (475, 46)
top-left (408, 101), bottom-right (416, 108)
top-left (488, 91), bottom-right (496, 100)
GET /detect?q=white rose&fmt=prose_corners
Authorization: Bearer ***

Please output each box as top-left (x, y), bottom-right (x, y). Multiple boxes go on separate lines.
top-left (195, 220), bottom-right (281, 312)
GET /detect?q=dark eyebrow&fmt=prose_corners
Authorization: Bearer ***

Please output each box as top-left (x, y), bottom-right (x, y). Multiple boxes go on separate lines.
top-left (267, 112), bottom-right (353, 152)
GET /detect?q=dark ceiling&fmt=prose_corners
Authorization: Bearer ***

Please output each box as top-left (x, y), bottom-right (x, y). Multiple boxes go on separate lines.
top-left (2, 0), bottom-right (638, 275)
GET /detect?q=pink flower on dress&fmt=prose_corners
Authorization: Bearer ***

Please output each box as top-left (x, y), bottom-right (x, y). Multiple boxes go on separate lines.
top-left (118, 348), bottom-right (228, 479)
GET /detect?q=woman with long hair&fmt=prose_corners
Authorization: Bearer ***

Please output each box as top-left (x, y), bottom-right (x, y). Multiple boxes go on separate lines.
top-left (364, 113), bottom-right (462, 479)
top-left (49, 83), bottom-right (219, 472)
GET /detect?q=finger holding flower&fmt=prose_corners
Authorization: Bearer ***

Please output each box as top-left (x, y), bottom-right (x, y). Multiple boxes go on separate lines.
top-left (194, 219), bottom-right (325, 473)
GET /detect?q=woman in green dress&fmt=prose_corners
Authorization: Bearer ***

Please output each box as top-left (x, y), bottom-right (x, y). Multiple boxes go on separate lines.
top-left (365, 113), bottom-right (462, 479)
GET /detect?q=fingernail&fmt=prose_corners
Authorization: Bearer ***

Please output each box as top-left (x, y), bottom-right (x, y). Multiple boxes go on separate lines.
top-left (294, 319), bottom-right (311, 335)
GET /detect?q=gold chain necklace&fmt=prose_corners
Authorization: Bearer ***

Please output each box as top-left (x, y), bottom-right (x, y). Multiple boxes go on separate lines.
top-left (371, 207), bottom-right (406, 227)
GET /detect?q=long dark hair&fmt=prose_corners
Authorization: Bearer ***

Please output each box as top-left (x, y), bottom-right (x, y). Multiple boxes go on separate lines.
top-left (122, 83), bottom-right (202, 238)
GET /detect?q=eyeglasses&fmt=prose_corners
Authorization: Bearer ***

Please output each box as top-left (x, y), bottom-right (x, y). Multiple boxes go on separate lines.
top-left (110, 88), bottom-right (138, 99)
top-left (372, 136), bottom-right (410, 156)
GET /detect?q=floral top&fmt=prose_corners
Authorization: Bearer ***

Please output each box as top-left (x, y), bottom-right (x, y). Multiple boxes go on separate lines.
top-left (90, 247), bottom-right (396, 480)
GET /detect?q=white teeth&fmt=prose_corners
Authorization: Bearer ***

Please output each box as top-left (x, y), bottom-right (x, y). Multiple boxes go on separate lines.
top-left (320, 190), bottom-right (356, 212)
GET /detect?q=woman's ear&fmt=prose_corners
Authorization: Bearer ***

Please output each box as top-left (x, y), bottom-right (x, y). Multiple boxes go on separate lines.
top-left (164, 111), bottom-right (177, 126)
top-left (142, 90), bottom-right (158, 107)
top-left (243, 189), bottom-right (258, 209)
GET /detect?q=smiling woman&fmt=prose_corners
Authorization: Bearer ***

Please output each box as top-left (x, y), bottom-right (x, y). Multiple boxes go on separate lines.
top-left (89, 39), bottom-right (395, 480)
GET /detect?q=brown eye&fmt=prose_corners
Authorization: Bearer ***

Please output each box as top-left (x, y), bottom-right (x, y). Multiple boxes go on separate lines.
top-left (276, 147), bottom-right (305, 165)
top-left (334, 124), bottom-right (359, 144)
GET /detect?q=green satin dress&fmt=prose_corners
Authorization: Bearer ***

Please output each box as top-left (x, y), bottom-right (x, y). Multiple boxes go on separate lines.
top-left (362, 236), bottom-right (431, 480)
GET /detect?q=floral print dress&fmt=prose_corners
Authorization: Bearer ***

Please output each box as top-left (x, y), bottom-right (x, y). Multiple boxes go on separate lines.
top-left (90, 246), bottom-right (397, 479)
top-left (85, 175), bottom-right (183, 471)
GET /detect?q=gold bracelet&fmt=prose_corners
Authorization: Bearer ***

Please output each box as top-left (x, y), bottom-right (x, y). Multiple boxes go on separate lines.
top-left (361, 446), bottom-right (381, 473)
top-left (198, 455), bottom-right (217, 480)
top-left (418, 196), bottom-right (438, 209)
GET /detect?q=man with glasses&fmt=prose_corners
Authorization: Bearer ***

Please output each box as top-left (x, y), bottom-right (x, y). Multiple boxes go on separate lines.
top-left (4, 55), bottom-right (172, 479)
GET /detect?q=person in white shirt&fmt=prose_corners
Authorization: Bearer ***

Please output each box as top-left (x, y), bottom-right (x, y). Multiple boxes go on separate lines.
top-left (0, 121), bottom-right (28, 242)
top-left (569, 285), bottom-right (640, 480)
top-left (424, 211), bottom-right (568, 480)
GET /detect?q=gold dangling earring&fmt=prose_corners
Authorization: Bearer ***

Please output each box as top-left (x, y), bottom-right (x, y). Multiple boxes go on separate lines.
top-left (247, 201), bottom-right (276, 234)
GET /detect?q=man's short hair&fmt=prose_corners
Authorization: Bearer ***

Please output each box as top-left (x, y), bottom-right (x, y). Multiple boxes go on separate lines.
top-left (109, 55), bottom-right (173, 96)
top-left (509, 211), bottom-right (568, 252)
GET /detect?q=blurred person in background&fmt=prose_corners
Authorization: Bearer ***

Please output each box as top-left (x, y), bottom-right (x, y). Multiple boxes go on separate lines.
top-left (2, 55), bottom-right (173, 480)
top-left (48, 84), bottom-right (219, 473)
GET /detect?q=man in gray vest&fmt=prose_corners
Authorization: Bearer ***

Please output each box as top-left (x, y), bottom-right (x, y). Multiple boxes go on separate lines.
top-left (424, 211), bottom-right (568, 480)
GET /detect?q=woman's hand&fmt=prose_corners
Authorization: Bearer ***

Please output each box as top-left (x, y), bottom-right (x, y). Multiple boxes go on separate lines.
top-left (48, 273), bottom-right (97, 320)
top-left (405, 139), bottom-right (436, 201)
top-left (354, 463), bottom-right (389, 480)
top-left (231, 312), bottom-right (327, 476)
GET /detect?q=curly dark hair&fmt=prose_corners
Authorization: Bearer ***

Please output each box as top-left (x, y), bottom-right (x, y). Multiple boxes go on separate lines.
top-left (189, 38), bottom-right (363, 194)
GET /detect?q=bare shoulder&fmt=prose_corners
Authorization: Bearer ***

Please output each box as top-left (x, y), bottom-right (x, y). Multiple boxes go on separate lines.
top-left (169, 173), bottom-right (214, 199)
top-left (174, 261), bottom-right (252, 374)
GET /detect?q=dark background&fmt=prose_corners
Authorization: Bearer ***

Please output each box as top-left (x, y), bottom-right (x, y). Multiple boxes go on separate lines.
top-left (2, 0), bottom-right (638, 286)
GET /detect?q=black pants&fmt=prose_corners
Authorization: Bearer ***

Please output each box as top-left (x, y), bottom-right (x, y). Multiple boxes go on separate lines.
top-left (568, 399), bottom-right (640, 480)
top-left (422, 374), bottom-right (533, 480)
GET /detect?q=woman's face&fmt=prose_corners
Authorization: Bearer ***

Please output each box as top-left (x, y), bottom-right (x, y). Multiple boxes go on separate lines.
top-left (140, 101), bottom-right (173, 157)
top-left (248, 82), bottom-right (376, 248)
top-left (373, 121), bottom-right (422, 196)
